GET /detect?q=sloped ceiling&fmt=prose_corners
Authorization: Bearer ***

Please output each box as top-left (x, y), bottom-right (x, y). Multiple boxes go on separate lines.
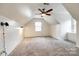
top-left (0, 3), bottom-right (72, 26)
top-left (63, 3), bottom-right (79, 21)
top-left (43, 3), bottom-right (72, 24)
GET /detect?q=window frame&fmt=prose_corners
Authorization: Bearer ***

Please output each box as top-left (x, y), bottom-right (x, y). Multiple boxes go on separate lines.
top-left (35, 22), bottom-right (42, 32)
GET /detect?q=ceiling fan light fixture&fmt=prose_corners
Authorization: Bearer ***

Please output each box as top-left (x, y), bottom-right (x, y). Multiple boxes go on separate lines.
top-left (41, 14), bottom-right (45, 16)
top-left (38, 8), bottom-right (53, 16)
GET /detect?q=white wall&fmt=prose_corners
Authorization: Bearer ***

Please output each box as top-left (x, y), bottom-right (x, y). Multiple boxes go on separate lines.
top-left (51, 20), bottom-right (72, 40)
top-left (76, 20), bottom-right (79, 47)
top-left (0, 27), bottom-right (23, 55)
top-left (0, 16), bottom-right (23, 55)
top-left (23, 18), bottom-right (51, 37)
top-left (5, 28), bottom-right (23, 55)
top-left (51, 24), bottom-right (60, 39)
top-left (23, 17), bottom-right (73, 41)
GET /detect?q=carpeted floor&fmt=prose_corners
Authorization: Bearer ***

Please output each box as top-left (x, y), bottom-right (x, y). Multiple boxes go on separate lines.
top-left (9, 37), bottom-right (78, 56)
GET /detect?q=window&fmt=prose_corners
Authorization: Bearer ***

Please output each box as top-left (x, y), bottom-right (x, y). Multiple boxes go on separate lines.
top-left (35, 22), bottom-right (42, 32)
top-left (72, 19), bottom-right (76, 33)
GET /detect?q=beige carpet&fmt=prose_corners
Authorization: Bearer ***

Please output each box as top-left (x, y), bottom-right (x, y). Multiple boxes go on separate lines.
top-left (9, 37), bottom-right (78, 56)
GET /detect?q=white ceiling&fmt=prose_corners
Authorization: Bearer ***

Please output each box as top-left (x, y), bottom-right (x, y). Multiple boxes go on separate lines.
top-left (0, 3), bottom-right (73, 26)
top-left (63, 3), bottom-right (79, 21)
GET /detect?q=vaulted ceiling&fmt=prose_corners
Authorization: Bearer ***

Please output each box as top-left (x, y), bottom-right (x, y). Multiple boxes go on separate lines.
top-left (0, 3), bottom-right (75, 26)
top-left (63, 3), bottom-right (79, 21)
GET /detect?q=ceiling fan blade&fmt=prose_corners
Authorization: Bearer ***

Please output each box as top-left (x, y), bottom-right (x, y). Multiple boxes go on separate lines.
top-left (38, 9), bottom-right (43, 13)
top-left (46, 14), bottom-right (51, 16)
top-left (46, 9), bottom-right (53, 13)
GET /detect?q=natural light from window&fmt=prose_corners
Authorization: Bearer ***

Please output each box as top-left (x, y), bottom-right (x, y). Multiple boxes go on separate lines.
top-left (35, 22), bottom-right (42, 32)
top-left (72, 19), bottom-right (76, 33)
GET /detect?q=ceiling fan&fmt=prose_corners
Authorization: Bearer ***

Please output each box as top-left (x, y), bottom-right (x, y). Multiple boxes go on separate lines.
top-left (38, 8), bottom-right (53, 17)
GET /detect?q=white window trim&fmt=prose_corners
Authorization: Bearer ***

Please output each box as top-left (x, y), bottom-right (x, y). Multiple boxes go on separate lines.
top-left (35, 22), bottom-right (42, 32)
